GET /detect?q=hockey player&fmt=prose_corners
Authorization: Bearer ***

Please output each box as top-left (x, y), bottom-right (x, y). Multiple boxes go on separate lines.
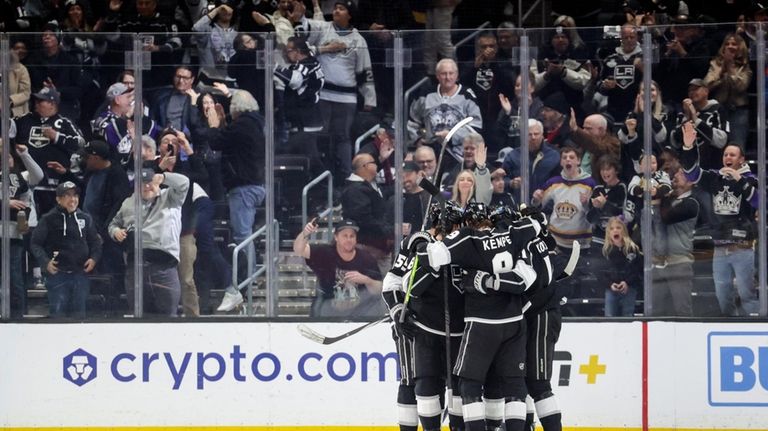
top-left (394, 201), bottom-right (466, 431)
top-left (422, 202), bottom-right (542, 431)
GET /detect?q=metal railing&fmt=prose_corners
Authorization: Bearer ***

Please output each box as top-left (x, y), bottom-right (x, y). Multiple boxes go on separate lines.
top-left (300, 170), bottom-right (335, 290)
top-left (231, 219), bottom-right (279, 316)
top-left (354, 123), bottom-right (381, 154)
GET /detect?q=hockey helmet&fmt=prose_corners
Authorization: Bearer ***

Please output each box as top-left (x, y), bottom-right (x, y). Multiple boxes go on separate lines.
top-left (489, 204), bottom-right (517, 225)
top-left (463, 201), bottom-right (490, 226)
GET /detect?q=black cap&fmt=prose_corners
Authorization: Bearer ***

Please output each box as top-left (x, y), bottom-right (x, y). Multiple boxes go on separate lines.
top-left (402, 161), bottom-right (421, 172)
top-left (542, 91), bottom-right (570, 116)
top-left (85, 140), bottom-right (111, 159)
top-left (335, 219), bottom-right (359, 233)
top-left (334, 0), bottom-right (357, 19)
top-left (139, 168), bottom-right (156, 183)
top-left (56, 181), bottom-right (79, 196)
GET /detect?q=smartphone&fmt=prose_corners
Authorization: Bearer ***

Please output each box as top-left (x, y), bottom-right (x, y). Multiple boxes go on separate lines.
top-left (167, 144), bottom-right (175, 156)
top-left (311, 217), bottom-right (319, 227)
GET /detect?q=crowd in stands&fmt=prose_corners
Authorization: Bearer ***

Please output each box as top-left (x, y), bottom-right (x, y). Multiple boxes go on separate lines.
top-left (0, 0), bottom-right (765, 318)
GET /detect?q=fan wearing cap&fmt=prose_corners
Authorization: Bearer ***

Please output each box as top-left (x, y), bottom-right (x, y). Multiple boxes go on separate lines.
top-left (108, 168), bottom-right (190, 317)
top-left (293, 218), bottom-right (384, 317)
top-left (13, 85), bottom-right (86, 215)
top-left (537, 91), bottom-right (576, 149)
top-left (669, 78), bottom-right (729, 169)
top-left (93, 82), bottom-right (160, 170)
top-left (30, 181), bottom-right (102, 319)
top-left (295, 0), bottom-right (377, 181)
top-left (391, 160), bottom-right (432, 234)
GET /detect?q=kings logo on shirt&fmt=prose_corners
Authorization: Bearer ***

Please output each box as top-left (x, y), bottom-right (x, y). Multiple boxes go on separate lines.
top-left (613, 64), bottom-right (635, 89)
top-left (713, 186), bottom-right (741, 215)
top-left (555, 201), bottom-right (578, 220)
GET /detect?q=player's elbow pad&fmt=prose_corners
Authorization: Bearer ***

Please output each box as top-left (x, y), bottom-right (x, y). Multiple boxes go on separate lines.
top-left (513, 260), bottom-right (537, 290)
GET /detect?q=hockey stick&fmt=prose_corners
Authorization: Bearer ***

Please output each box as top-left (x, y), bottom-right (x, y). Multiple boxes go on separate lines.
top-left (297, 316), bottom-right (391, 345)
top-left (555, 240), bottom-right (580, 281)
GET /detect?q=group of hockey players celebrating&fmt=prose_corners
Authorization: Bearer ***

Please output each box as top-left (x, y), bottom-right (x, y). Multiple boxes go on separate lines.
top-left (382, 199), bottom-right (571, 431)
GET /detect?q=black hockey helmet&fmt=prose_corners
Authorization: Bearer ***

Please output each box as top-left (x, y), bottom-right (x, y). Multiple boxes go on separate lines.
top-left (489, 204), bottom-right (517, 226)
top-left (443, 200), bottom-right (465, 227)
top-left (463, 201), bottom-right (490, 226)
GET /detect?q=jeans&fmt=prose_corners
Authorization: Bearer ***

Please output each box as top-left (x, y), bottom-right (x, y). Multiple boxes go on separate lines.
top-left (194, 197), bottom-right (233, 313)
top-left (319, 100), bottom-right (356, 183)
top-left (179, 233), bottom-right (199, 317)
top-left (47, 272), bottom-right (90, 319)
top-left (713, 246), bottom-right (759, 316)
top-left (125, 261), bottom-right (181, 317)
top-left (604, 288), bottom-right (638, 317)
top-left (4, 241), bottom-right (26, 318)
top-left (228, 184), bottom-right (266, 273)
top-left (725, 106), bottom-right (749, 147)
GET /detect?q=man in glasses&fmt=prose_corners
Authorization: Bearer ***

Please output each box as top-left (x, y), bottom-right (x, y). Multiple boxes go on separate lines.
top-left (149, 65), bottom-right (200, 132)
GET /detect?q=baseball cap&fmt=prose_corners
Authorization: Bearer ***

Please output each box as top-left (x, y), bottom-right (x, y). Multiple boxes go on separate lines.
top-left (335, 219), bottom-right (359, 233)
top-left (84, 140), bottom-right (111, 159)
top-left (495, 147), bottom-right (513, 165)
top-left (32, 87), bottom-right (61, 104)
top-left (688, 78), bottom-right (707, 88)
top-left (334, 0), bottom-right (357, 17)
top-left (106, 82), bottom-right (132, 101)
top-left (402, 161), bottom-right (421, 172)
top-left (542, 91), bottom-right (570, 116)
top-left (56, 181), bottom-right (79, 196)
top-left (139, 167), bottom-right (156, 183)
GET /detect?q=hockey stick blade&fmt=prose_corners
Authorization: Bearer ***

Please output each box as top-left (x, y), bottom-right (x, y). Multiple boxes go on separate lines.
top-left (443, 116), bottom-right (475, 146)
top-left (556, 240), bottom-right (580, 281)
top-left (297, 316), bottom-right (390, 345)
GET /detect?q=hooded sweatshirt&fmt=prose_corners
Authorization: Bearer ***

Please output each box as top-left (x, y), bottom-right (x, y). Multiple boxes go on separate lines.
top-left (31, 205), bottom-right (102, 273)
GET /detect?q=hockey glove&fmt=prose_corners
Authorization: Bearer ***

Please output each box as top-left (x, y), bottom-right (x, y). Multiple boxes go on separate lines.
top-left (461, 269), bottom-right (495, 294)
top-left (393, 308), bottom-right (418, 339)
top-left (520, 205), bottom-right (547, 226)
top-left (407, 231), bottom-right (433, 254)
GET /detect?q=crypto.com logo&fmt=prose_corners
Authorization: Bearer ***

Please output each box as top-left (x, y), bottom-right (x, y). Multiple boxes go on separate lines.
top-left (63, 348), bottom-right (97, 386)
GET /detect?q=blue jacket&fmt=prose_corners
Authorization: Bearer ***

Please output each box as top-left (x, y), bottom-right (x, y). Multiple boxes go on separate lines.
top-left (502, 141), bottom-right (560, 202)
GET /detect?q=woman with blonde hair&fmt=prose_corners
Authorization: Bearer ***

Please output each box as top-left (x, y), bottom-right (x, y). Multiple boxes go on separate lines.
top-left (596, 217), bottom-right (643, 317)
top-left (704, 33), bottom-right (752, 146)
top-left (449, 136), bottom-right (491, 208)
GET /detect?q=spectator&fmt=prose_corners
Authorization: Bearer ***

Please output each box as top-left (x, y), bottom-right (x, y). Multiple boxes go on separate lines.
top-left (703, 33), bottom-right (752, 147)
top-left (149, 65), bottom-right (201, 132)
top-left (495, 21), bottom-right (520, 61)
top-left (532, 146), bottom-right (595, 251)
top-left (93, 82), bottom-right (160, 172)
top-left (300, 0), bottom-right (377, 184)
top-left (25, 23), bottom-right (83, 122)
top-left (341, 152), bottom-right (393, 271)
top-left (192, 92), bottom-right (226, 203)
top-left (11, 39), bottom-right (30, 66)
top-left (13, 87), bottom-right (85, 216)
top-left (293, 218), bottom-right (384, 317)
top-left (669, 78), bottom-right (729, 170)
top-left (619, 80), bottom-right (673, 170)
top-left (1, 144), bottom-right (44, 318)
top-left (597, 24), bottom-right (643, 124)
top-left (496, 72), bottom-right (544, 150)
top-left (651, 161), bottom-right (699, 317)
top-left (8, 49), bottom-right (31, 118)
top-left (273, 36), bottom-right (326, 177)
top-left (680, 124), bottom-right (758, 316)
top-left (627, 152), bottom-right (672, 250)
top-left (450, 167), bottom-right (491, 208)
top-left (461, 30), bottom-right (515, 151)
top-left (155, 128), bottom-right (209, 317)
top-left (423, 0), bottom-right (460, 74)
top-left (489, 166), bottom-right (515, 208)
top-left (103, 0), bottom-right (184, 88)
top-left (252, 0), bottom-right (320, 48)
top-left (502, 119), bottom-right (561, 204)
top-left (357, 126), bottom-right (396, 193)
top-left (192, 2), bottom-right (238, 76)
top-left (392, 160), bottom-right (432, 234)
top-left (656, 15), bottom-right (712, 107)
top-left (586, 155), bottom-right (634, 248)
top-left (109, 168), bottom-right (189, 317)
top-left (441, 133), bottom-right (492, 199)
top-left (531, 27), bottom-right (591, 122)
top-left (31, 181), bottom-right (102, 319)
top-left (79, 140), bottom-right (131, 316)
top-left (408, 59), bottom-right (483, 175)
top-left (538, 91), bottom-right (574, 149)
top-left (596, 216), bottom-right (642, 317)
top-left (228, 33), bottom-right (265, 108)
top-left (413, 145), bottom-right (438, 183)
top-left (569, 111), bottom-right (626, 179)
top-left (198, 90), bottom-right (266, 313)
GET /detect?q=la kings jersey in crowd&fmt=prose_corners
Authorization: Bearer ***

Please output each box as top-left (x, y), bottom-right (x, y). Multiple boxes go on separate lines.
top-left (407, 84), bottom-right (484, 162)
top-left (14, 111), bottom-right (84, 185)
top-left (598, 45), bottom-right (643, 121)
top-left (274, 55), bottom-right (325, 132)
top-left (296, 19), bottom-right (376, 107)
top-left (670, 99), bottom-right (729, 170)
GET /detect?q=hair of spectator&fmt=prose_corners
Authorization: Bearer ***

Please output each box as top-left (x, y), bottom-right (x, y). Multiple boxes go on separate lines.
top-left (559, 145), bottom-right (582, 160)
top-left (717, 33), bottom-right (749, 66)
top-left (528, 118), bottom-right (543, 133)
top-left (463, 132), bottom-right (485, 147)
top-left (229, 90), bottom-right (260, 116)
top-left (497, 21), bottom-right (516, 31)
top-left (475, 30), bottom-right (497, 45)
top-left (117, 70), bottom-right (135, 83)
top-left (596, 154), bottom-right (621, 174)
top-left (141, 135), bottom-right (157, 154)
top-left (234, 33), bottom-right (257, 51)
top-left (589, 114), bottom-right (608, 131)
top-left (640, 80), bottom-right (664, 120)
top-left (175, 65), bottom-right (195, 79)
top-left (602, 216), bottom-right (640, 258)
top-left (724, 143), bottom-right (746, 159)
top-left (451, 169), bottom-right (476, 205)
top-left (288, 36), bottom-right (311, 56)
top-left (435, 58), bottom-right (458, 75)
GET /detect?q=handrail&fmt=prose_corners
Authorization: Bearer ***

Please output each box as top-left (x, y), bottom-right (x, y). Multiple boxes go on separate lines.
top-left (354, 123), bottom-right (380, 154)
top-left (232, 219), bottom-right (279, 316)
top-left (402, 21), bottom-right (491, 111)
top-left (301, 170), bottom-right (334, 232)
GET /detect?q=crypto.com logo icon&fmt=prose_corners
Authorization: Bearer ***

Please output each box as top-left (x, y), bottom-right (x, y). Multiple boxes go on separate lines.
top-left (63, 348), bottom-right (97, 386)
